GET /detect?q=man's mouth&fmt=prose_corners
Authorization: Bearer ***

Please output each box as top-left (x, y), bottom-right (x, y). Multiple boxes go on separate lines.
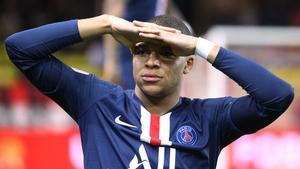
top-left (141, 74), bottom-right (162, 82)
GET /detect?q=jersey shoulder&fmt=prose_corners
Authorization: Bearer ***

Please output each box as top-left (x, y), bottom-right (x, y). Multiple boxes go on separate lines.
top-left (181, 96), bottom-right (236, 122)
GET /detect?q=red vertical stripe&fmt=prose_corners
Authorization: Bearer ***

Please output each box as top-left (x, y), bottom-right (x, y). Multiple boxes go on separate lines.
top-left (150, 114), bottom-right (161, 145)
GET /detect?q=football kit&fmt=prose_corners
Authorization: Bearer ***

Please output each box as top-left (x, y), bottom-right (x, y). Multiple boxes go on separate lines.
top-left (5, 20), bottom-right (294, 169)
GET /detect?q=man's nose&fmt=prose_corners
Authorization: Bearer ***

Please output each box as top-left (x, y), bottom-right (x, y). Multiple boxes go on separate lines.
top-left (145, 52), bottom-right (160, 68)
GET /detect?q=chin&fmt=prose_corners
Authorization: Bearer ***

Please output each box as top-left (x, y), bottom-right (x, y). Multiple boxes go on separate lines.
top-left (141, 85), bottom-right (166, 97)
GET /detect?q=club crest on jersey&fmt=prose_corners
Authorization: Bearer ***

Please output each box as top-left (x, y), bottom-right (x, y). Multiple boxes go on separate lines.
top-left (176, 125), bottom-right (197, 145)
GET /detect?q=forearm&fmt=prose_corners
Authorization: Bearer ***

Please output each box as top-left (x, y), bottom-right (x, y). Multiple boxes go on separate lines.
top-left (78, 15), bottom-right (112, 40)
top-left (5, 15), bottom-right (114, 69)
top-left (192, 36), bottom-right (294, 136)
top-left (5, 20), bottom-right (81, 69)
top-left (212, 48), bottom-right (294, 112)
top-left (213, 48), bottom-right (294, 135)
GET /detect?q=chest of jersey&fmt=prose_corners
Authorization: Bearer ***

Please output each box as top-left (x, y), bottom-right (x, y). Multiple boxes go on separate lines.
top-left (78, 93), bottom-right (219, 169)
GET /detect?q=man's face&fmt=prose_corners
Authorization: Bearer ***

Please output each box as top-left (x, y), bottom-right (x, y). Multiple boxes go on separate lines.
top-left (132, 42), bottom-right (193, 97)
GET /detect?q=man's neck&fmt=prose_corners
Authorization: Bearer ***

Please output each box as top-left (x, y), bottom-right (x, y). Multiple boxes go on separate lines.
top-left (135, 88), bottom-right (180, 116)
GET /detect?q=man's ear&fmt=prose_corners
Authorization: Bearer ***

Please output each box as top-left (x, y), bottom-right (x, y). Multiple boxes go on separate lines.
top-left (183, 56), bottom-right (194, 74)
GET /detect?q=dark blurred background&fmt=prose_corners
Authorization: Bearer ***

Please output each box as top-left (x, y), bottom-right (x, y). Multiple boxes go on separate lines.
top-left (0, 0), bottom-right (300, 169)
top-left (1, 0), bottom-right (300, 40)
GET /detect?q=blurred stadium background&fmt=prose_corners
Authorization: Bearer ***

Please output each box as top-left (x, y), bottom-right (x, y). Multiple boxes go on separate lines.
top-left (0, 0), bottom-right (299, 169)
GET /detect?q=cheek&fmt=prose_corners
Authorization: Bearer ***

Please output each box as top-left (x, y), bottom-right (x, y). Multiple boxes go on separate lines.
top-left (171, 61), bottom-right (185, 75)
top-left (132, 58), bottom-right (144, 81)
top-left (164, 63), bottom-right (184, 84)
top-left (132, 57), bottom-right (141, 71)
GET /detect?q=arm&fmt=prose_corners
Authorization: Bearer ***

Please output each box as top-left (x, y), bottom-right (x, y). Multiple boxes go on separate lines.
top-left (5, 15), bottom-right (142, 121)
top-left (79, 15), bottom-right (144, 46)
top-left (134, 22), bottom-right (294, 143)
top-left (208, 47), bottom-right (294, 147)
top-left (213, 48), bottom-right (294, 131)
top-left (5, 19), bottom-right (84, 121)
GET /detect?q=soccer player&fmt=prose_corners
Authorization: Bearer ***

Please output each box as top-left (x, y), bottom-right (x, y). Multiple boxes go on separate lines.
top-left (102, 0), bottom-right (168, 89)
top-left (5, 14), bottom-right (294, 169)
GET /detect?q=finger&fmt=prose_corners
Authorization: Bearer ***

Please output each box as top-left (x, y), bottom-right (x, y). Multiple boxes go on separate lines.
top-left (136, 27), bottom-right (160, 34)
top-left (134, 20), bottom-right (181, 34)
top-left (175, 29), bottom-right (182, 34)
top-left (156, 25), bottom-right (179, 33)
top-left (138, 32), bottom-right (163, 41)
top-left (133, 20), bottom-right (152, 27)
top-left (133, 21), bottom-right (162, 34)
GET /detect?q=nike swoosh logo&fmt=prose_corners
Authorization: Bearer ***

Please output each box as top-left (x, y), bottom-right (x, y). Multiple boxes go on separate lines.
top-left (115, 115), bottom-right (137, 128)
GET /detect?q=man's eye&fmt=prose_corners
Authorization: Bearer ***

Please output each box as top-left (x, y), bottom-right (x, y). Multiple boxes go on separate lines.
top-left (133, 46), bottom-right (149, 56)
top-left (159, 50), bottom-right (175, 59)
top-left (136, 49), bottom-right (146, 55)
top-left (159, 46), bottom-right (175, 59)
top-left (161, 51), bottom-right (172, 56)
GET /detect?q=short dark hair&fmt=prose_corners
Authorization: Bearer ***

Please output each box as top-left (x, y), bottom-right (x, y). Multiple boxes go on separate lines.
top-left (149, 15), bottom-right (193, 36)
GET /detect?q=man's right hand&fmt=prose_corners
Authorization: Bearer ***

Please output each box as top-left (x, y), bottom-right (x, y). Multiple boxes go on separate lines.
top-left (108, 15), bottom-right (143, 48)
top-left (78, 14), bottom-right (181, 47)
top-left (78, 15), bottom-right (146, 48)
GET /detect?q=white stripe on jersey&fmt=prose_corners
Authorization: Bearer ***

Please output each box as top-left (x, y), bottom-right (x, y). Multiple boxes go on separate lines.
top-left (169, 148), bottom-right (176, 169)
top-left (157, 147), bottom-right (165, 169)
top-left (140, 106), bottom-right (172, 146)
top-left (159, 113), bottom-right (172, 146)
top-left (140, 106), bottom-right (151, 143)
top-left (139, 106), bottom-right (176, 168)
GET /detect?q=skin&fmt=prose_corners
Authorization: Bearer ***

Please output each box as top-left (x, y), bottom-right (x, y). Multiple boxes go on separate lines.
top-left (78, 14), bottom-right (220, 115)
top-left (132, 42), bottom-right (194, 114)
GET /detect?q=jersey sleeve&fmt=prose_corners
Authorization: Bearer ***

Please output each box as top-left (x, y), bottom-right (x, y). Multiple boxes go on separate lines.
top-left (5, 20), bottom-right (119, 122)
top-left (211, 48), bottom-right (294, 147)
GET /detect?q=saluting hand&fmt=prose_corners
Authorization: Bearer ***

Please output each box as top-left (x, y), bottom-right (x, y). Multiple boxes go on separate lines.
top-left (132, 20), bottom-right (198, 57)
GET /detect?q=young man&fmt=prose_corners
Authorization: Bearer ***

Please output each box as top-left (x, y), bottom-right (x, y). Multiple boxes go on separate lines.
top-left (5, 14), bottom-right (294, 169)
top-left (101, 0), bottom-right (169, 89)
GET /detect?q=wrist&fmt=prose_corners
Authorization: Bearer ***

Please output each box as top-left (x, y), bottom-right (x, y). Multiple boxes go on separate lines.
top-left (194, 37), bottom-right (216, 60)
top-left (77, 14), bottom-right (112, 39)
top-left (188, 36), bottom-right (198, 56)
top-left (99, 14), bottom-right (113, 34)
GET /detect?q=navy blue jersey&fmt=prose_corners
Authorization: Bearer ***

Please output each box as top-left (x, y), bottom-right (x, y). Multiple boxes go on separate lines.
top-left (5, 20), bottom-right (294, 169)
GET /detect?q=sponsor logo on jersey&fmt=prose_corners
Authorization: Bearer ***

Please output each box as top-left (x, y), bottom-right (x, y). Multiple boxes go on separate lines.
top-left (176, 125), bottom-right (197, 145)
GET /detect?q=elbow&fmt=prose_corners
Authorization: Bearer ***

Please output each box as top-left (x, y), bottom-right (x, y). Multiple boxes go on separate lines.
top-left (5, 32), bottom-right (32, 66)
top-left (5, 33), bottom-right (20, 50)
top-left (282, 84), bottom-right (294, 109)
top-left (5, 33), bottom-right (23, 60)
top-left (5, 33), bottom-right (33, 71)
top-left (265, 83), bottom-right (294, 114)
